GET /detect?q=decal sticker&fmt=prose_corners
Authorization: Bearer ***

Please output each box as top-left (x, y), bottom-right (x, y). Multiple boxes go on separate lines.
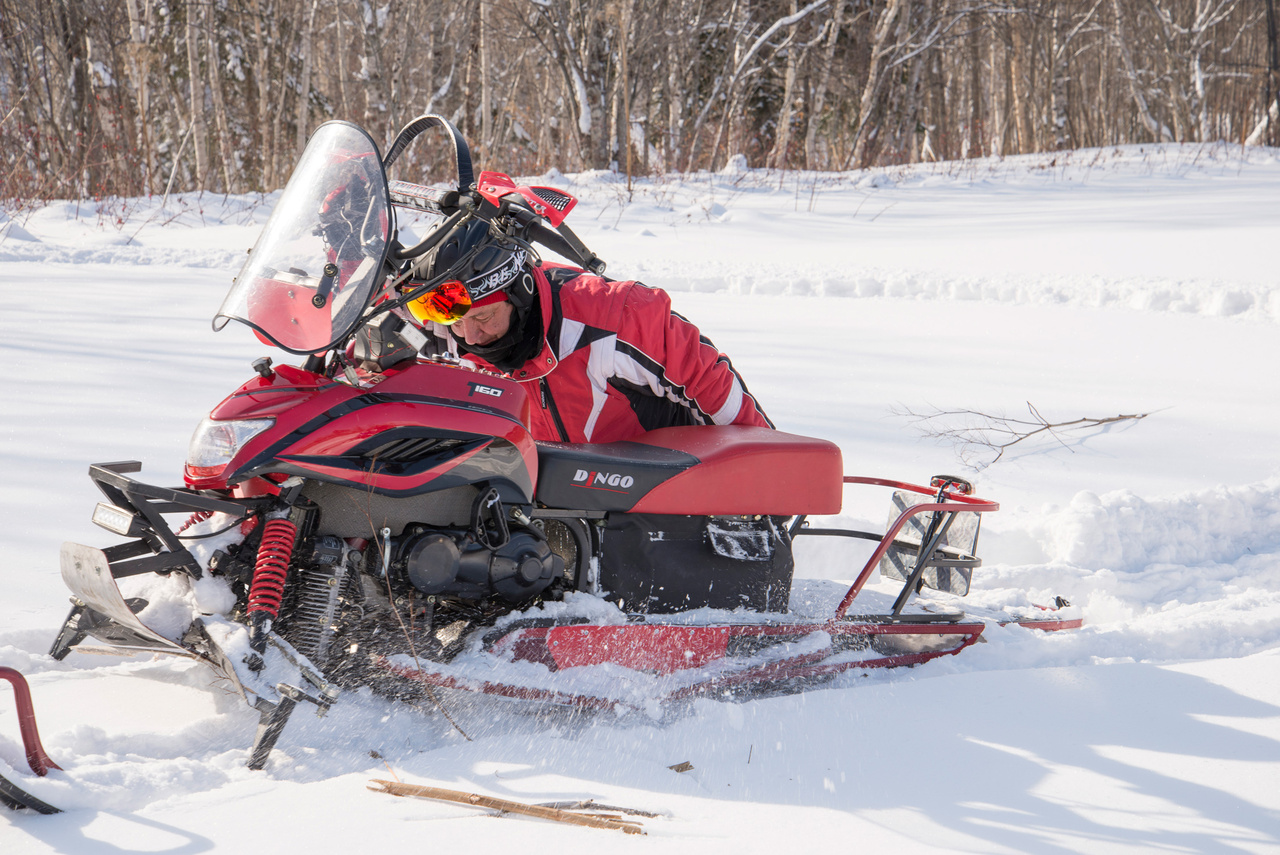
top-left (468, 382), bottom-right (504, 398)
top-left (572, 469), bottom-right (636, 492)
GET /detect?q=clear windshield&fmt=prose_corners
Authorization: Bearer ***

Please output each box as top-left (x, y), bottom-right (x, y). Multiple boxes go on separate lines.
top-left (215, 122), bottom-right (391, 354)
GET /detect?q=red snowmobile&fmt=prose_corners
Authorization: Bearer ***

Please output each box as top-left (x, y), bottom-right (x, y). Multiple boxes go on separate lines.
top-left (49, 116), bottom-right (1080, 770)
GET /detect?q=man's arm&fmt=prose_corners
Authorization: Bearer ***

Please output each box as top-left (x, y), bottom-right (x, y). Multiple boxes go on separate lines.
top-left (611, 284), bottom-right (772, 429)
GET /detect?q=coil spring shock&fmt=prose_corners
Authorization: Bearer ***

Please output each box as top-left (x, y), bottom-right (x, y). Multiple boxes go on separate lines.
top-left (248, 518), bottom-right (299, 619)
top-left (175, 510), bottom-right (214, 535)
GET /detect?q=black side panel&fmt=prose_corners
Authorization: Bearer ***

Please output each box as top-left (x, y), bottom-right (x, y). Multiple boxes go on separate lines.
top-left (599, 514), bottom-right (793, 613)
top-left (535, 441), bottom-right (698, 512)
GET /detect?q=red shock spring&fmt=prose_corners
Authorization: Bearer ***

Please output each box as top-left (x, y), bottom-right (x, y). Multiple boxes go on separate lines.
top-left (175, 510), bottom-right (214, 535)
top-left (247, 518), bottom-right (299, 619)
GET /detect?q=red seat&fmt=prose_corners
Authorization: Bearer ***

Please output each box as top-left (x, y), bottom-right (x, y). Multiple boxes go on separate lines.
top-left (627, 426), bottom-right (843, 516)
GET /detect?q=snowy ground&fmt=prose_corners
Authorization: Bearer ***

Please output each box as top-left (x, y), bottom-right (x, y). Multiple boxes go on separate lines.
top-left (3, 142), bottom-right (1280, 852)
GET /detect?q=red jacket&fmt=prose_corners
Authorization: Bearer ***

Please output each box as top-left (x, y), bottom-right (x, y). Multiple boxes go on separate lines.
top-left (457, 265), bottom-right (772, 443)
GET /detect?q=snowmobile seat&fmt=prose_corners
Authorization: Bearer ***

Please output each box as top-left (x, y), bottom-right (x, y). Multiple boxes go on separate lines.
top-left (534, 425), bottom-right (842, 515)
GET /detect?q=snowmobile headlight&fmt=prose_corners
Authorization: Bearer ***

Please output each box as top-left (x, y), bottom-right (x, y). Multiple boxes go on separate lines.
top-left (185, 417), bottom-right (275, 480)
top-left (92, 502), bottom-right (143, 537)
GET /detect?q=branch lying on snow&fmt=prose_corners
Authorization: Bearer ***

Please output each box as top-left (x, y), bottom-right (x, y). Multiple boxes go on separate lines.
top-left (367, 780), bottom-right (648, 834)
top-left (895, 402), bottom-right (1153, 470)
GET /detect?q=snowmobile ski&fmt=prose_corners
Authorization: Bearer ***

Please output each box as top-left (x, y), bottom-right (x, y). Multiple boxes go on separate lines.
top-left (0, 667), bottom-right (62, 815)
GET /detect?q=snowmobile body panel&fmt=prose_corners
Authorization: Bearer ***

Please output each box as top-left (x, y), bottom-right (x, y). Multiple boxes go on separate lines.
top-left (196, 361), bottom-right (539, 502)
top-left (629, 426), bottom-right (842, 515)
top-left (208, 364), bottom-right (342, 421)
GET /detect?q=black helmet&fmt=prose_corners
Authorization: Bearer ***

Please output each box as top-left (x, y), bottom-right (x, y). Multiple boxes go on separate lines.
top-left (423, 220), bottom-right (529, 303)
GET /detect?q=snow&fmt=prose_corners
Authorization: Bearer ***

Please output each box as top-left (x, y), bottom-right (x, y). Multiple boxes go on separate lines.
top-left (4, 141), bottom-right (1280, 852)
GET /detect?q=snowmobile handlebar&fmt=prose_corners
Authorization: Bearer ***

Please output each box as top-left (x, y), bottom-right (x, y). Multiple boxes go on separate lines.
top-left (387, 179), bottom-right (605, 275)
top-left (382, 113), bottom-right (604, 274)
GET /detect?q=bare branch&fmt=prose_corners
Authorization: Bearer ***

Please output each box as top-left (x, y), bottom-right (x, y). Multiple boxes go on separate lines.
top-left (895, 402), bottom-right (1154, 471)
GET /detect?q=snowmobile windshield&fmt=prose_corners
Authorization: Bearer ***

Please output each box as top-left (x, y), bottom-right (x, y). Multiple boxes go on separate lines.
top-left (215, 122), bottom-right (392, 354)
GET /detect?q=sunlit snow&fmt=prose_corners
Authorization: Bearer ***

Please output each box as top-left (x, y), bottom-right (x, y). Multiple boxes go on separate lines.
top-left (3, 142), bottom-right (1280, 853)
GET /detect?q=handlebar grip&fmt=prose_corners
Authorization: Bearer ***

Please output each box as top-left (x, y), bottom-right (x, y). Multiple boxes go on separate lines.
top-left (528, 220), bottom-right (606, 275)
top-left (389, 180), bottom-right (459, 215)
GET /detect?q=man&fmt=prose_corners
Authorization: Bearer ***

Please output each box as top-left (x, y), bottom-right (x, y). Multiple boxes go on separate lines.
top-left (408, 220), bottom-right (772, 444)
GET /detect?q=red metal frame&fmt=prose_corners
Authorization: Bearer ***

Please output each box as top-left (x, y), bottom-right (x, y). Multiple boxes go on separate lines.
top-left (833, 476), bottom-right (1000, 619)
top-left (0, 668), bottom-right (60, 777)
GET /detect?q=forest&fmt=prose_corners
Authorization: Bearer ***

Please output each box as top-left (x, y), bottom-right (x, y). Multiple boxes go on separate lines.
top-left (1, 0), bottom-right (1277, 203)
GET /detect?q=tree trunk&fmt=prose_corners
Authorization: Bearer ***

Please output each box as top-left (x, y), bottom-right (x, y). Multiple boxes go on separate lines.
top-left (619, 0), bottom-right (634, 188)
top-left (851, 0), bottom-right (903, 169)
top-left (1009, 13), bottom-right (1032, 154)
top-left (805, 0), bottom-right (845, 169)
top-left (967, 9), bottom-right (982, 157)
top-left (206, 9), bottom-right (235, 192)
top-left (184, 3), bottom-right (207, 189)
top-left (1111, 0), bottom-right (1167, 141)
top-left (480, 0), bottom-right (491, 162)
top-left (123, 0), bottom-right (154, 192)
top-left (768, 0), bottom-right (801, 170)
top-left (250, 0), bottom-right (273, 189)
top-left (295, 0), bottom-right (321, 155)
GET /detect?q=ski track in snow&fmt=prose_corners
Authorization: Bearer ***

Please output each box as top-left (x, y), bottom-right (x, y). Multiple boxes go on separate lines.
top-left (3, 142), bottom-right (1280, 853)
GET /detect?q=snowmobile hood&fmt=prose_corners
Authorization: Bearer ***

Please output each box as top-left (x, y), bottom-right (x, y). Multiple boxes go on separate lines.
top-left (209, 365), bottom-right (342, 421)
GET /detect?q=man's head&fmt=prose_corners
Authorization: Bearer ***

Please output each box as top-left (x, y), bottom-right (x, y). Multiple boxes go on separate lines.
top-left (451, 294), bottom-right (514, 346)
top-left (407, 218), bottom-right (535, 325)
top-left (402, 219), bottom-right (540, 369)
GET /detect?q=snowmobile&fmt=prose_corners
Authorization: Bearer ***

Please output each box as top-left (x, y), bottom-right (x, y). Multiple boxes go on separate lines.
top-left (48, 115), bottom-right (1080, 771)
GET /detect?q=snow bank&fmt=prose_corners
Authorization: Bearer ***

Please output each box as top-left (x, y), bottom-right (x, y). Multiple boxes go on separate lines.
top-left (1049, 479), bottom-right (1280, 572)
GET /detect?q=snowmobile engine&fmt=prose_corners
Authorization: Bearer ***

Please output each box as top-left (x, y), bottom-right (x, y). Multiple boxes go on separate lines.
top-left (393, 527), bottom-right (564, 603)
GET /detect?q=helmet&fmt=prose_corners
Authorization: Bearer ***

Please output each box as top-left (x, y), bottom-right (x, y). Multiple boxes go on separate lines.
top-left (406, 219), bottom-right (537, 326)
top-left (423, 220), bottom-right (528, 303)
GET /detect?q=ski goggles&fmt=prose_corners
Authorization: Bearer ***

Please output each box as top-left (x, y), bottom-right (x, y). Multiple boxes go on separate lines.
top-left (406, 280), bottom-right (472, 325)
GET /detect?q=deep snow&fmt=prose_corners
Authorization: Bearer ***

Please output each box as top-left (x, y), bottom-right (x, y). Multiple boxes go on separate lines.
top-left (3, 142), bottom-right (1280, 853)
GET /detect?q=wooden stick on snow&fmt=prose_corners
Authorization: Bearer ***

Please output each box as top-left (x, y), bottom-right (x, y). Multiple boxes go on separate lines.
top-left (367, 779), bottom-right (646, 835)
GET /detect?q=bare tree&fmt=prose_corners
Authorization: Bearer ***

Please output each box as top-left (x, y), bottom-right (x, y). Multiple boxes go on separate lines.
top-left (1, 0), bottom-right (1276, 203)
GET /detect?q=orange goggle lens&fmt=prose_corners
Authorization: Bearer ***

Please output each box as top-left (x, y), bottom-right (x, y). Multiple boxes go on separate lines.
top-left (407, 280), bottom-right (472, 325)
